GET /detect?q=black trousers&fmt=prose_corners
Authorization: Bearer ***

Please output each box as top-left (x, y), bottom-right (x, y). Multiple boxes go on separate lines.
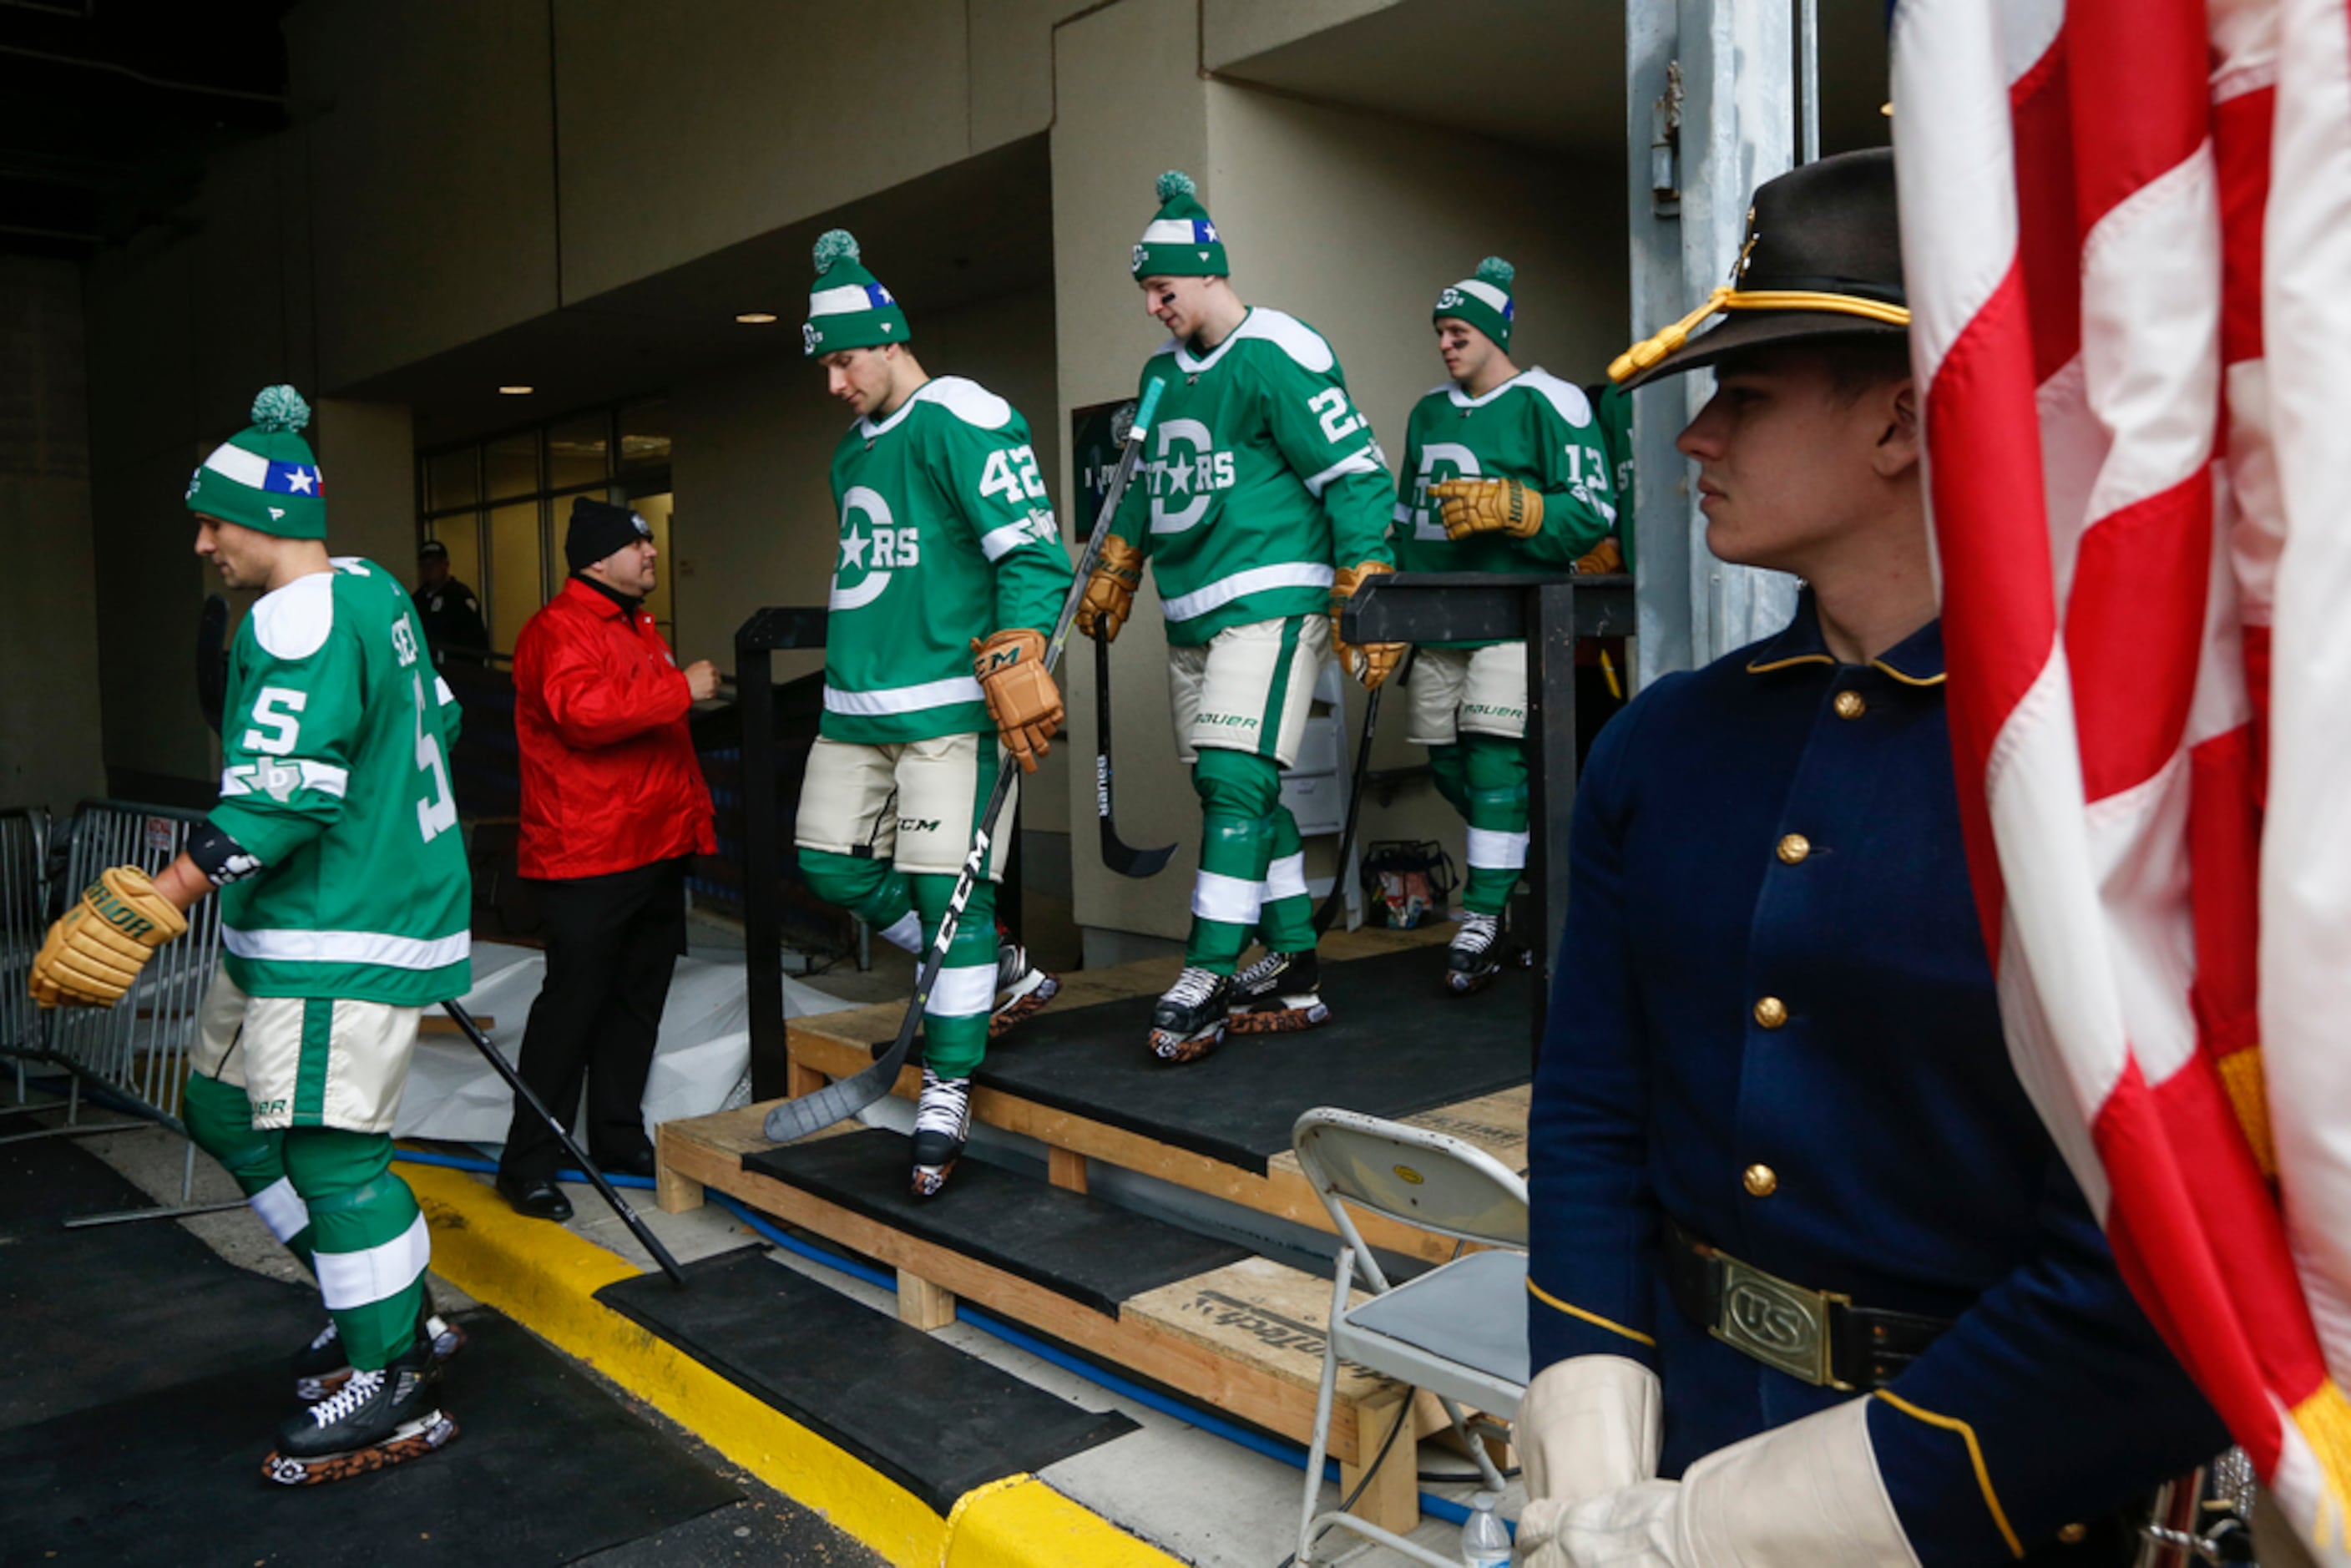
top-left (499, 856), bottom-right (687, 1182)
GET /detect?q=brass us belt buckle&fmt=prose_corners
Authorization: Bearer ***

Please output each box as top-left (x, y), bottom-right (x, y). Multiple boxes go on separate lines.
top-left (1710, 1253), bottom-right (1853, 1391)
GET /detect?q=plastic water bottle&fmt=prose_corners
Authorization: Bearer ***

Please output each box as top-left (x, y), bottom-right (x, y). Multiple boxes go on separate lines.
top-left (1460, 1490), bottom-right (1512, 1567)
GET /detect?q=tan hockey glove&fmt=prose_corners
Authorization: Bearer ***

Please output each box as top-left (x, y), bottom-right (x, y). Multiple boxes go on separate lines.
top-left (1430, 477), bottom-right (1546, 541)
top-left (1330, 561), bottom-right (1405, 691)
top-left (972, 628), bottom-right (1064, 775)
top-left (1574, 536), bottom-right (1625, 575)
top-left (1074, 534), bottom-right (1145, 644)
top-left (28, 866), bottom-right (189, 1008)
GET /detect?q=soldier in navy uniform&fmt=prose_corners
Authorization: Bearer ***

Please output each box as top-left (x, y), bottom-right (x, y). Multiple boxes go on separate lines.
top-left (1515, 149), bottom-right (2227, 1566)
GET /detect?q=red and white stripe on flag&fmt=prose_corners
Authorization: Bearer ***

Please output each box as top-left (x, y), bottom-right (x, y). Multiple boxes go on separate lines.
top-left (1893, 0), bottom-right (2351, 1549)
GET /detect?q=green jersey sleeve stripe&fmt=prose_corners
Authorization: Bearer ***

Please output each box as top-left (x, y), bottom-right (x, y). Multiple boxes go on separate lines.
top-left (225, 928), bottom-right (471, 970)
top-left (1163, 562), bottom-right (1334, 623)
top-left (978, 518), bottom-right (1049, 561)
top-left (822, 675), bottom-right (986, 716)
top-left (1303, 446), bottom-right (1383, 498)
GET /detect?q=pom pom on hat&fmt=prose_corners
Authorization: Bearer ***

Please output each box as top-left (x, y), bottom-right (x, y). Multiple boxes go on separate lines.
top-left (250, 384), bottom-right (311, 434)
top-left (812, 229), bottom-right (860, 276)
top-left (1155, 169), bottom-right (1196, 202)
top-left (1475, 256), bottom-right (1515, 287)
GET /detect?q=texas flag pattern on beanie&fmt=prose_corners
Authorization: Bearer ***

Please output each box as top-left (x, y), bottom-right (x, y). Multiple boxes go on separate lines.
top-left (1130, 170), bottom-right (1228, 279)
top-left (185, 385), bottom-right (327, 540)
top-left (802, 230), bottom-right (911, 357)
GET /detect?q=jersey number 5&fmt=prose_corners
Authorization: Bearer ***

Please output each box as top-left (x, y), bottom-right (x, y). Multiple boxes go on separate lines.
top-left (411, 673), bottom-right (457, 842)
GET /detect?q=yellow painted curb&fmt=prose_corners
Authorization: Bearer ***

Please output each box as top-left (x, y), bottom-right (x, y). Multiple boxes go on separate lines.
top-left (403, 1163), bottom-right (1184, 1568)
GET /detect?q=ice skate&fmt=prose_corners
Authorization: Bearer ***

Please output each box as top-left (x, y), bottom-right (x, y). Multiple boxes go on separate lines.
top-left (910, 1069), bottom-right (973, 1198)
top-left (988, 938), bottom-right (1060, 1039)
top-left (293, 1297), bottom-right (467, 1403)
top-left (1226, 948), bottom-right (1331, 1034)
top-left (265, 1338), bottom-right (455, 1486)
top-left (1445, 913), bottom-right (1505, 996)
top-left (1149, 966), bottom-right (1232, 1064)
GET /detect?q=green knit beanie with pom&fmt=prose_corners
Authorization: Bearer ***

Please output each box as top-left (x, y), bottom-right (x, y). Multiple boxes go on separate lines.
top-left (803, 229), bottom-right (910, 357)
top-left (1131, 170), bottom-right (1227, 279)
top-left (185, 385), bottom-right (326, 539)
top-left (1433, 256), bottom-right (1517, 352)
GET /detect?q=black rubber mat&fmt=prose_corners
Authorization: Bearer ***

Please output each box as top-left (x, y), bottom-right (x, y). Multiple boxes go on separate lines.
top-left (0, 1315), bottom-right (741, 1565)
top-left (743, 1129), bottom-right (1251, 1316)
top-left (971, 949), bottom-right (1533, 1171)
top-left (600, 1247), bottom-right (1137, 1514)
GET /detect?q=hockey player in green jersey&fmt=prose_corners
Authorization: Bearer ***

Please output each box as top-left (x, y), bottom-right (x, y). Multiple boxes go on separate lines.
top-left (31, 386), bottom-right (470, 1485)
top-left (795, 231), bottom-right (1074, 1196)
top-left (1394, 259), bottom-right (1621, 994)
top-left (1077, 171), bottom-right (1403, 1064)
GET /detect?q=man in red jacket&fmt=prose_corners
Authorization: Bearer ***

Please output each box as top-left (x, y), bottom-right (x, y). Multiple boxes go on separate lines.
top-left (498, 497), bottom-right (718, 1219)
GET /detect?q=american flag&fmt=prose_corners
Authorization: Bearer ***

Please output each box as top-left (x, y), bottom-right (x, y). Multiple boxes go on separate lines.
top-left (1893, 0), bottom-right (2351, 1549)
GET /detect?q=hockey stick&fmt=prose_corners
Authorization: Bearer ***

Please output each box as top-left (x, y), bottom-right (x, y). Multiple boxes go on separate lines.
top-left (764, 375), bottom-right (1170, 1145)
top-left (1095, 635), bottom-right (1176, 878)
top-left (1312, 680), bottom-right (1384, 936)
top-left (439, 999), bottom-right (689, 1290)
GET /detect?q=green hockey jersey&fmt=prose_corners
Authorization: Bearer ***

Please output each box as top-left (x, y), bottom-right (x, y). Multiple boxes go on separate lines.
top-left (210, 558), bottom-right (472, 1004)
top-left (1110, 308), bottom-right (1393, 647)
top-left (822, 377), bottom-right (1074, 745)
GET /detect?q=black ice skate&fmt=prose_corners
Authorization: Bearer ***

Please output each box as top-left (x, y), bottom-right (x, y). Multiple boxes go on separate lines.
top-left (265, 1338), bottom-right (455, 1486)
top-left (1226, 948), bottom-right (1331, 1034)
top-left (293, 1297), bottom-right (467, 1403)
top-left (911, 1068), bottom-right (973, 1198)
top-left (988, 938), bottom-right (1060, 1039)
top-left (1445, 913), bottom-right (1505, 996)
top-left (1149, 966), bottom-right (1232, 1064)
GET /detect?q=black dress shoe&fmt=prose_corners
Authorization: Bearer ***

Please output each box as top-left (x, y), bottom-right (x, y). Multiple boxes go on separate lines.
top-left (594, 1148), bottom-right (658, 1180)
top-left (496, 1173), bottom-right (574, 1222)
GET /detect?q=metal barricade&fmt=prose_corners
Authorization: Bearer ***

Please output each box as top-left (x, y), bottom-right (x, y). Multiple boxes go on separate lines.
top-left (0, 807), bottom-right (52, 1087)
top-left (43, 801), bottom-right (227, 1132)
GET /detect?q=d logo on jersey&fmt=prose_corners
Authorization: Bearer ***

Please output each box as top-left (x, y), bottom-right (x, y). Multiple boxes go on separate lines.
top-left (1413, 443), bottom-right (1480, 541)
top-left (1147, 417), bottom-right (1237, 535)
top-left (829, 486), bottom-right (919, 611)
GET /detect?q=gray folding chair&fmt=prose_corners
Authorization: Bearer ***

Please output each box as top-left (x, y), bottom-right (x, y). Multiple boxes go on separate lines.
top-left (1290, 1106), bottom-right (1530, 1567)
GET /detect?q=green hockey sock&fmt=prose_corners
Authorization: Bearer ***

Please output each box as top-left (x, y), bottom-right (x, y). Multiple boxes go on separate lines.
top-left (798, 848), bottom-right (922, 953)
top-left (1428, 741), bottom-right (1470, 817)
top-left (1461, 735), bottom-right (1530, 917)
top-left (181, 1070), bottom-right (316, 1275)
top-left (282, 1128), bottom-right (425, 1370)
top-left (1256, 805), bottom-right (1315, 954)
top-left (1186, 749), bottom-right (1281, 972)
top-left (911, 875), bottom-right (996, 1080)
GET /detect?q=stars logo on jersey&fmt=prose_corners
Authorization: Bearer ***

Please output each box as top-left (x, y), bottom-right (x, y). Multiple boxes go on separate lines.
top-left (1145, 417), bottom-right (1236, 534)
top-left (829, 485), bottom-right (919, 612)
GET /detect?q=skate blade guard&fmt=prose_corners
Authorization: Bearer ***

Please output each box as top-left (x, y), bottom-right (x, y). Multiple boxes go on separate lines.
top-left (1224, 997), bottom-right (1331, 1035)
top-left (988, 969), bottom-right (1060, 1039)
top-left (1148, 1021), bottom-right (1226, 1064)
top-left (297, 1317), bottom-right (470, 1403)
top-left (263, 1409), bottom-right (458, 1486)
top-left (911, 1156), bottom-right (960, 1199)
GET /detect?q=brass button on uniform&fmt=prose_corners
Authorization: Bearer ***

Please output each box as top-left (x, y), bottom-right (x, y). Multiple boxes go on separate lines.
top-left (1753, 996), bottom-right (1788, 1029)
top-left (2055, 1523), bottom-right (2088, 1545)
top-left (1777, 833), bottom-right (1811, 865)
top-left (1834, 690), bottom-right (1867, 721)
top-left (1743, 1163), bottom-right (1778, 1197)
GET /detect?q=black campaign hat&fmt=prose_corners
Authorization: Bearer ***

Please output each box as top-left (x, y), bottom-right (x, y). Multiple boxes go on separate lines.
top-left (1610, 149), bottom-right (1908, 390)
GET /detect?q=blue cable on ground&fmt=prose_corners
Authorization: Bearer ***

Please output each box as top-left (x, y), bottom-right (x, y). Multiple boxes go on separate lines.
top-left (392, 1148), bottom-right (1489, 1533)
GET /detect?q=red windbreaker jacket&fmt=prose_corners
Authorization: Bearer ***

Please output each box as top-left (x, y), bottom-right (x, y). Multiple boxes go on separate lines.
top-left (514, 577), bottom-right (715, 880)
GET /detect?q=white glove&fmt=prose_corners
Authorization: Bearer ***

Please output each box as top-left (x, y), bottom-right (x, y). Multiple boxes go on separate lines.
top-left (1515, 1356), bottom-right (1665, 1567)
top-left (1544, 1398), bottom-right (1920, 1568)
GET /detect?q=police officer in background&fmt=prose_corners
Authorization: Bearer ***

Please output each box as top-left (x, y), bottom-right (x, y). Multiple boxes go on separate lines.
top-left (1516, 149), bottom-right (2226, 1566)
top-left (414, 538), bottom-right (489, 665)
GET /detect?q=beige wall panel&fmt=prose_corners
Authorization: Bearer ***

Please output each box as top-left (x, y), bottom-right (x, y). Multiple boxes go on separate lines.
top-left (968, 0), bottom-right (1073, 153)
top-left (1052, 0), bottom-right (1212, 943)
top-left (667, 286), bottom-right (1066, 827)
top-left (552, 0), bottom-right (973, 302)
top-left (1, 260), bottom-right (106, 812)
top-left (314, 401), bottom-right (420, 577)
top-left (291, 0), bottom-right (559, 387)
top-left (1202, 0), bottom-right (1402, 70)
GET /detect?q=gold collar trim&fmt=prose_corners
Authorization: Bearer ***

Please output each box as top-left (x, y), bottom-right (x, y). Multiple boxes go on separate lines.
top-left (1609, 287), bottom-right (1912, 384)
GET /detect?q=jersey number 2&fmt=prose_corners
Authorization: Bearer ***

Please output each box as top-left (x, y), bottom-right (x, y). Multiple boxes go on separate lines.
top-left (411, 674), bottom-right (457, 842)
top-left (1307, 387), bottom-right (1364, 444)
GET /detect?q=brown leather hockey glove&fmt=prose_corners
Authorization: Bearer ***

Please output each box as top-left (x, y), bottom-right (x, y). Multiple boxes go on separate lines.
top-left (29, 865), bottom-right (189, 1008)
top-left (1572, 536), bottom-right (1625, 574)
top-left (1074, 534), bottom-right (1145, 644)
top-left (972, 628), bottom-right (1064, 774)
top-left (1430, 477), bottom-right (1545, 541)
top-left (1330, 562), bottom-right (1405, 691)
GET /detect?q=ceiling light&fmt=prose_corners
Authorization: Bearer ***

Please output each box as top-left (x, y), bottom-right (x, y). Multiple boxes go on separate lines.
top-left (736, 311), bottom-right (779, 324)
top-left (498, 384), bottom-right (534, 396)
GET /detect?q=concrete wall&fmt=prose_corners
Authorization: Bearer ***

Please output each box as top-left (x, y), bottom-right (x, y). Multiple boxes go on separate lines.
top-left (0, 259), bottom-right (106, 813)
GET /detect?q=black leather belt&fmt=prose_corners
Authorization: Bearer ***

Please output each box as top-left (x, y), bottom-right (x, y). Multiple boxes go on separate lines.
top-left (1663, 1220), bottom-right (1954, 1392)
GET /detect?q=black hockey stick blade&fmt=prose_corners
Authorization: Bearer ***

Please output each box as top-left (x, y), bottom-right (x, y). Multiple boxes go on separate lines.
top-left (438, 1000), bottom-right (689, 1289)
top-left (196, 594), bottom-right (228, 736)
top-left (1313, 680), bottom-right (1384, 936)
top-left (1095, 635), bottom-right (1175, 878)
top-left (763, 377), bottom-right (1172, 1145)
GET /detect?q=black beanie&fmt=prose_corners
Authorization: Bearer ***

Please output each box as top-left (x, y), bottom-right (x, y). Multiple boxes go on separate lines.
top-left (566, 496), bottom-right (652, 573)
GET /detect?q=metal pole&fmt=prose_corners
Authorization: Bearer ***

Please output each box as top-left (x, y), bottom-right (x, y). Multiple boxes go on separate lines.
top-left (1799, 0), bottom-right (1820, 164)
top-left (736, 630), bottom-right (786, 1102)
